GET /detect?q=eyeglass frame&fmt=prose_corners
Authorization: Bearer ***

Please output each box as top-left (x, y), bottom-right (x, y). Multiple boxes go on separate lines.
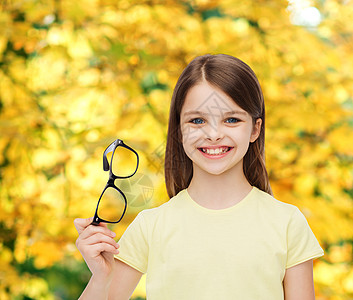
top-left (91, 139), bottom-right (139, 226)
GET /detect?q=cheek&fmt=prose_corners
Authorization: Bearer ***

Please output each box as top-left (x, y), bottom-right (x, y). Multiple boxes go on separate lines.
top-left (181, 125), bottom-right (202, 145)
top-left (228, 127), bottom-right (253, 146)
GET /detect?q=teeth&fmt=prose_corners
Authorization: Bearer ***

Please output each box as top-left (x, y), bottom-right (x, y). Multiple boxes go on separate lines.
top-left (201, 147), bottom-right (230, 155)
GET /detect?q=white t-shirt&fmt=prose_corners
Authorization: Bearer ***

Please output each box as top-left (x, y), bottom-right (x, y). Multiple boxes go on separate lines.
top-left (115, 186), bottom-right (324, 299)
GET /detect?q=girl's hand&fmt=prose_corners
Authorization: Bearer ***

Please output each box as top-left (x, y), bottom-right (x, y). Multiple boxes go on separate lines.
top-left (74, 217), bottom-right (120, 280)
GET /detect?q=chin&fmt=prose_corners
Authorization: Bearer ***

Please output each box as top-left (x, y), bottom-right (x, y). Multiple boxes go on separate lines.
top-left (198, 166), bottom-right (232, 176)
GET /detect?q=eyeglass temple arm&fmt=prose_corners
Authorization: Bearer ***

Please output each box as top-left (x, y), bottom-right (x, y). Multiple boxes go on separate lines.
top-left (102, 140), bottom-right (120, 171)
top-left (91, 218), bottom-right (100, 226)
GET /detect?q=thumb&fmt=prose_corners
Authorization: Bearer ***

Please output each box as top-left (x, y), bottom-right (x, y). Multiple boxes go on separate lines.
top-left (74, 217), bottom-right (94, 234)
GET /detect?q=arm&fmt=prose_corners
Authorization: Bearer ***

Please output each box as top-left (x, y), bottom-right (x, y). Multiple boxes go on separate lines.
top-left (108, 259), bottom-right (143, 300)
top-left (79, 259), bottom-right (143, 300)
top-left (283, 259), bottom-right (315, 300)
top-left (74, 218), bottom-right (143, 300)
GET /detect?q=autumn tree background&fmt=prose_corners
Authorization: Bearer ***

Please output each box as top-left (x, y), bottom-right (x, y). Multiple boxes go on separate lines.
top-left (0, 0), bottom-right (352, 299)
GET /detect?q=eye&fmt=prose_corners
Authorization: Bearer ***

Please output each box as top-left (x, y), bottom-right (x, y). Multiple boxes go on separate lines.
top-left (189, 118), bottom-right (205, 124)
top-left (225, 117), bottom-right (240, 124)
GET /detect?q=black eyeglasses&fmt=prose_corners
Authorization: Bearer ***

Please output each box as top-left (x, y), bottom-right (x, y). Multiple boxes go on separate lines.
top-left (91, 139), bottom-right (139, 226)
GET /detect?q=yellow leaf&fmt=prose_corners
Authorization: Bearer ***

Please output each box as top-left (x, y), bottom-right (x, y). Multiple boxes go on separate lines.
top-left (29, 240), bottom-right (64, 268)
top-left (328, 125), bottom-right (353, 155)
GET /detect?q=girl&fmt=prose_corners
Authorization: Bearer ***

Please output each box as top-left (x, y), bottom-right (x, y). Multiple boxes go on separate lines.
top-left (75, 54), bottom-right (324, 299)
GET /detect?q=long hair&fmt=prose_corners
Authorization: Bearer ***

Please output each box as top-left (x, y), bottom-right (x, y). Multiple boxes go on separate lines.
top-left (164, 54), bottom-right (273, 198)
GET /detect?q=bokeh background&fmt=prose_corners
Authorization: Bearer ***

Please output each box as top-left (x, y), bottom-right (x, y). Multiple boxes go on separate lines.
top-left (0, 0), bottom-right (353, 299)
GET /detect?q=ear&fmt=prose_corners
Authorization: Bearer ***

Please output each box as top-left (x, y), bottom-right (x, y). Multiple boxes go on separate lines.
top-left (250, 118), bottom-right (262, 143)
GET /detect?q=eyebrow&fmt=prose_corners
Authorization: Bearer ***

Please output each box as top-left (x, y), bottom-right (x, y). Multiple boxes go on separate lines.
top-left (183, 110), bottom-right (247, 117)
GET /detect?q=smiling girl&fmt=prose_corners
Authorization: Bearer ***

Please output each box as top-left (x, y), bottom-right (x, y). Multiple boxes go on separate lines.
top-left (75, 54), bottom-right (324, 299)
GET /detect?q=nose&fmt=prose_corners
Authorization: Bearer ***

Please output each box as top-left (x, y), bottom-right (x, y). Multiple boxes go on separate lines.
top-left (204, 122), bottom-right (224, 142)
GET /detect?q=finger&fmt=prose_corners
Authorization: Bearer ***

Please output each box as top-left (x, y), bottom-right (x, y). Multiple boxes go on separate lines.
top-left (97, 222), bottom-right (110, 230)
top-left (76, 237), bottom-right (119, 256)
top-left (84, 233), bottom-right (120, 249)
top-left (74, 217), bottom-right (94, 234)
top-left (76, 233), bottom-right (120, 255)
top-left (99, 222), bottom-right (108, 228)
top-left (88, 243), bottom-right (120, 258)
top-left (97, 222), bottom-right (117, 236)
top-left (79, 224), bottom-right (116, 241)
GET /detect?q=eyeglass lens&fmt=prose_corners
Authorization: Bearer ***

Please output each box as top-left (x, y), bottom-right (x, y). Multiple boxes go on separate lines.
top-left (106, 146), bottom-right (138, 177)
top-left (97, 187), bottom-right (126, 223)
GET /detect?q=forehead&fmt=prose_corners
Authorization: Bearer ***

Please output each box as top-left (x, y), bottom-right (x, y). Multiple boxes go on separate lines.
top-left (181, 82), bottom-right (247, 116)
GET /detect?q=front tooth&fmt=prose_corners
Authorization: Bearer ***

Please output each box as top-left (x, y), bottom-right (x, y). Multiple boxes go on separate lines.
top-left (204, 148), bottom-right (229, 155)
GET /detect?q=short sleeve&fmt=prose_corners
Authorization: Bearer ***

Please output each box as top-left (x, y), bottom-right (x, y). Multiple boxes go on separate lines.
top-left (114, 211), bottom-right (149, 273)
top-left (286, 207), bottom-right (324, 269)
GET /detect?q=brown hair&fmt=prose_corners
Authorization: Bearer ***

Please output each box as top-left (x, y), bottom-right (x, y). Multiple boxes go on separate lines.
top-left (164, 54), bottom-right (273, 198)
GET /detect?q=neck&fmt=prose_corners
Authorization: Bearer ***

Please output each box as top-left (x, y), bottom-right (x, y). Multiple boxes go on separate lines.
top-left (187, 161), bottom-right (253, 209)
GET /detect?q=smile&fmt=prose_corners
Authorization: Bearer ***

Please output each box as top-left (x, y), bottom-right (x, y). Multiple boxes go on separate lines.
top-left (198, 146), bottom-right (233, 155)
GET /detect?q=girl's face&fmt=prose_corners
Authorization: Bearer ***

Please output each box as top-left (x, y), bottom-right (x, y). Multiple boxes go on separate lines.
top-left (180, 81), bottom-right (261, 176)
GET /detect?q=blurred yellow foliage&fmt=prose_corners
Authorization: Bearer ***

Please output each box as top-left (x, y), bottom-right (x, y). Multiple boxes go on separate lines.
top-left (29, 240), bottom-right (64, 269)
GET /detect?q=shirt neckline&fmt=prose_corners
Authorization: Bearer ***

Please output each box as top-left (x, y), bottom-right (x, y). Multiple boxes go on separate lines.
top-left (183, 186), bottom-right (256, 214)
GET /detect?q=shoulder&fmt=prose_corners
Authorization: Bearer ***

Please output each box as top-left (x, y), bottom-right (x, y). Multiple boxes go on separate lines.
top-left (252, 187), bottom-right (301, 222)
top-left (136, 189), bottom-right (186, 223)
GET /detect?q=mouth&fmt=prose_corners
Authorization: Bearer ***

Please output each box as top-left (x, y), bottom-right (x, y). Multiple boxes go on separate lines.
top-left (197, 146), bottom-right (233, 156)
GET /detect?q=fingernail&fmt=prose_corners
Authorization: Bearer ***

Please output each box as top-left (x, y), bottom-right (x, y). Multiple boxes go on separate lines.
top-left (111, 232), bottom-right (116, 237)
